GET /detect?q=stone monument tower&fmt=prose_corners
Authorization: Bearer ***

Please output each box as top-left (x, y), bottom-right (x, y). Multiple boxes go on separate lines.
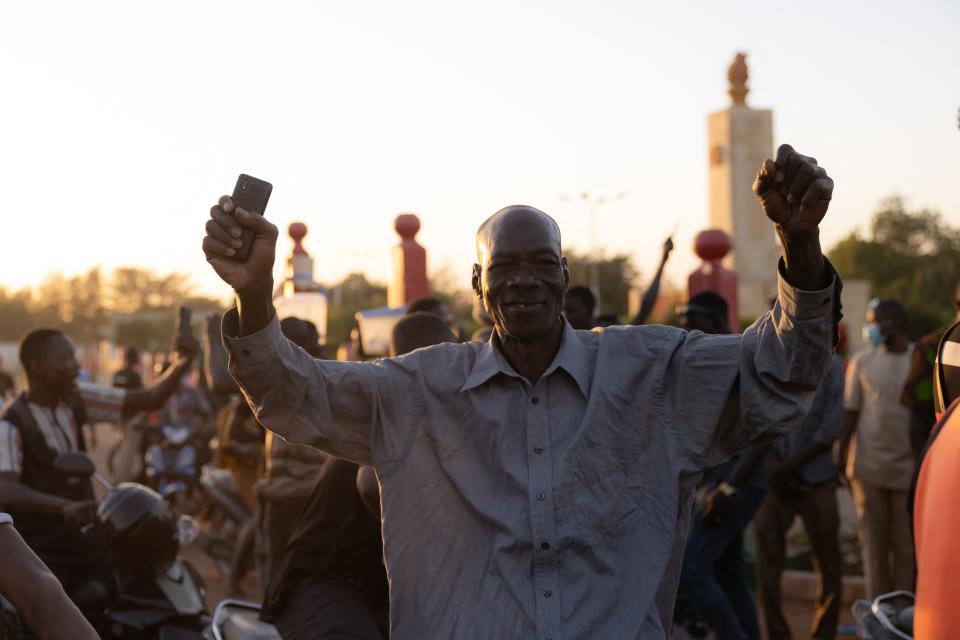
top-left (707, 53), bottom-right (780, 320)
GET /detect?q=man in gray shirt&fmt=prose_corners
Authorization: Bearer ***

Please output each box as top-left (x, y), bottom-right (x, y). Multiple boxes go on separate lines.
top-left (202, 144), bottom-right (839, 639)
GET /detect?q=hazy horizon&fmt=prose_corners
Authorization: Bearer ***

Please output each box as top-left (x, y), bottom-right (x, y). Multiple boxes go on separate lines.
top-left (2, 1), bottom-right (957, 299)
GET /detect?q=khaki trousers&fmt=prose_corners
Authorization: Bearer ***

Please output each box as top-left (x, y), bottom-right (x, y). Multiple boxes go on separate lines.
top-left (849, 479), bottom-right (914, 599)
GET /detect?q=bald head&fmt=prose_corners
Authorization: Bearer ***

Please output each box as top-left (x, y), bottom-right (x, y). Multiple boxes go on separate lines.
top-left (475, 205), bottom-right (561, 262)
top-left (471, 205), bottom-right (569, 343)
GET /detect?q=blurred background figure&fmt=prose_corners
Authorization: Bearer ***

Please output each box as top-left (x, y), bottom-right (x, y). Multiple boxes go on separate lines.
top-left (838, 299), bottom-right (915, 599)
top-left (563, 286), bottom-right (596, 331)
top-left (677, 291), bottom-right (766, 640)
top-left (899, 284), bottom-right (960, 464)
top-left (754, 347), bottom-right (845, 640)
top-left (256, 317), bottom-right (328, 585)
top-left (0, 355), bottom-right (15, 403)
top-left (631, 235), bottom-right (674, 326)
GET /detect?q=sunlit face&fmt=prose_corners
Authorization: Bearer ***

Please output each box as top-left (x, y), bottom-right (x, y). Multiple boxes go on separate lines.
top-left (472, 208), bottom-right (569, 341)
top-left (32, 335), bottom-right (81, 396)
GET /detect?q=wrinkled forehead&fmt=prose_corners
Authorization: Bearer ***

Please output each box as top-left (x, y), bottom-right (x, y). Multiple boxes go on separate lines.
top-left (476, 208), bottom-right (562, 263)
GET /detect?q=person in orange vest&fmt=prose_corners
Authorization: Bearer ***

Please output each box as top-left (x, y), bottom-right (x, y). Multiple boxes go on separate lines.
top-left (913, 318), bottom-right (960, 638)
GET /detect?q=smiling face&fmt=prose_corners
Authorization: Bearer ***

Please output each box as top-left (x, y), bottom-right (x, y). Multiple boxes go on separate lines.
top-left (472, 206), bottom-right (569, 342)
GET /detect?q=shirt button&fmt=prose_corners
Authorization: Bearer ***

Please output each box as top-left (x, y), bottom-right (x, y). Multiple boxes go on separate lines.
top-left (536, 492), bottom-right (545, 501)
top-left (540, 542), bottom-right (550, 550)
top-left (533, 446), bottom-right (544, 455)
top-left (531, 396), bottom-right (540, 405)
top-left (543, 589), bottom-right (552, 597)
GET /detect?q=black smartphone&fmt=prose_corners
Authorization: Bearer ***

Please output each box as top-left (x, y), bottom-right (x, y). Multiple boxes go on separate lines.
top-left (178, 306), bottom-right (192, 335)
top-left (230, 174), bottom-right (273, 262)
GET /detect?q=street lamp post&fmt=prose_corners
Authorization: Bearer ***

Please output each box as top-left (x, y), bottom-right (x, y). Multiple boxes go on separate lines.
top-left (561, 191), bottom-right (627, 313)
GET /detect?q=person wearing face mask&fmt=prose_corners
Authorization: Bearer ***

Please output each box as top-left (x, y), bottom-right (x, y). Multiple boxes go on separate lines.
top-left (836, 299), bottom-right (915, 599)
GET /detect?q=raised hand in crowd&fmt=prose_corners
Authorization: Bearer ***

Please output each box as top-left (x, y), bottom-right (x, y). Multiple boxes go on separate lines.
top-left (203, 195), bottom-right (280, 336)
top-left (753, 143), bottom-right (833, 290)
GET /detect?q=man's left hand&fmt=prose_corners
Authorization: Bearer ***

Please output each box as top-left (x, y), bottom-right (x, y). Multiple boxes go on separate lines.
top-left (753, 144), bottom-right (833, 237)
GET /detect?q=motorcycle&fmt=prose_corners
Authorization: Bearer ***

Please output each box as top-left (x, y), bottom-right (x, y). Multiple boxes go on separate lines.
top-left (144, 423), bottom-right (201, 514)
top-left (23, 452), bottom-right (214, 639)
top-left (194, 463), bottom-right (254, 576)
top-left (207, 600), bottom-right (281, 640)
top-left (852, 591), bottom-right (915, 639)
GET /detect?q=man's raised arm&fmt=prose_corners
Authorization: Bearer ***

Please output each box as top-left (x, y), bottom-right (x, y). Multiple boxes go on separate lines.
top-left (202, 194), bottom-right (415, 467)
top-left (668, 145), bottom-right (841, 471)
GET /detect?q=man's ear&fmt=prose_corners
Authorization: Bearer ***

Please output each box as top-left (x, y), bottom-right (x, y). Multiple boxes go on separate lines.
top-left (472, 264), bottom-right (483, 298)
top-left (561, 256), bottom-right (570, 292)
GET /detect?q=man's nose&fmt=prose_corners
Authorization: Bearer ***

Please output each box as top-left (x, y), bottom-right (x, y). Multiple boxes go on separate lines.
top-left (507, 274), bottom-right (541, 289)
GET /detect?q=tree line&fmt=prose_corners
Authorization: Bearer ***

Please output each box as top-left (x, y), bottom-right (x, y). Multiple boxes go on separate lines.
top-left (0, 195), bottom-right (954, 354)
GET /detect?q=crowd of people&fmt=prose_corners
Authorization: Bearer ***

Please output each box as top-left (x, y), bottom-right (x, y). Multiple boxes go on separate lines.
top-left (0, 143), bottom-right (956, 639)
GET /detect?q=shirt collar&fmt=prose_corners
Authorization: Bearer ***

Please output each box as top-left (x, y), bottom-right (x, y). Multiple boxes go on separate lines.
top-left (459, 319), bottom-right (592, 397)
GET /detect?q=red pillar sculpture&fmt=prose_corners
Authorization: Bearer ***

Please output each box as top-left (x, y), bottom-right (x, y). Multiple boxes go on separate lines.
top-left (389, 213), bottom-right (428, 307)
top-left (688, 229), bottom-right (740, 332)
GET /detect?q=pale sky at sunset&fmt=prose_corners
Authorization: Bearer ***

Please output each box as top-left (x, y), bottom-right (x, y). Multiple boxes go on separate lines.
top-left (2, 1), bottom-right (957, 300)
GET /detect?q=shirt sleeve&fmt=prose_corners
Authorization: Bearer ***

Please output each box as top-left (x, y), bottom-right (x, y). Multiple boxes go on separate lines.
top-left (0, 420), bottom-right (23, 475)
top-left (844, 353), bottom-right (863, 413)
top-left (811, 355), bottom-right (845, 445)
top-left (667, 258), bottom-right (841, 471)
top-left (77, 382), bottom-right (127, 424)
top-left (222, 309), bottom-right (421, 468)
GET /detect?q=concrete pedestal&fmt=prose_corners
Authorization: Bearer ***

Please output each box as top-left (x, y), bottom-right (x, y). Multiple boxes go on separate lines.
top-left (708, 106), bottom-right (780, 321)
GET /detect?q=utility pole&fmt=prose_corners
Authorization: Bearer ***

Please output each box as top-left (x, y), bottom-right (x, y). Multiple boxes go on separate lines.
top-left (560, 191), bottom-right (626, 313)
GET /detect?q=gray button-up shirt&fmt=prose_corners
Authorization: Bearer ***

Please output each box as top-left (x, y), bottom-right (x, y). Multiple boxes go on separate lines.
top-left (770, 353), bottom-right (845, 485)
top-left (224, 263), bottom-right (839, 639)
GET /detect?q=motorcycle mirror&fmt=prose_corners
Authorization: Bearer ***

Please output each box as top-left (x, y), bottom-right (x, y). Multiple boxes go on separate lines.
top-left (53, 452), bottom-right (96, 478)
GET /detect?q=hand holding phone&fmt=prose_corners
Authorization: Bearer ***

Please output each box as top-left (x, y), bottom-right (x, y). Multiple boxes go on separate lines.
top-left (203, 175), bottom-right (280, 333)
top-left (178, 306), bottom-right (193, 334)
top-left (230, 175), bottom-right (272, 262)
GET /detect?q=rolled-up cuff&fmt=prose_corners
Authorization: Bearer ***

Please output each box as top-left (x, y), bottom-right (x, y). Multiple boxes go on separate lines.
top-left (776, 256), bottom-right (844, 347)
top-left (221, 306), bottom-right (285, 368)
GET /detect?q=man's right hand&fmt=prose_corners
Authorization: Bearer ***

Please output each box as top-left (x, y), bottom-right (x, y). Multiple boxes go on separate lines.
top-left (61, 500), bottom-right (97, 527)
top-left (203, 195), bottom-right (278, 298)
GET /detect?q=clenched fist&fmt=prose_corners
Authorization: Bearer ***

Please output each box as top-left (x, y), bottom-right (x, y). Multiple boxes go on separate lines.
top-left (753, 144), bottom-right (832, 290)
top-left (753, 144), bottom-right (833, 236)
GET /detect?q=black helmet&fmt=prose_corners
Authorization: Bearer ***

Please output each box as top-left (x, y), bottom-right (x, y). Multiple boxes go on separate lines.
top-left (96, 483), bottom-right (179, 575)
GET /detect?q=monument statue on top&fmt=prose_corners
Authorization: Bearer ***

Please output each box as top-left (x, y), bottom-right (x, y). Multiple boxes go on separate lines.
top-left (727, 52), bottom-right (749, 106)
top-left (707, 52), bottom-right (779, 320)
